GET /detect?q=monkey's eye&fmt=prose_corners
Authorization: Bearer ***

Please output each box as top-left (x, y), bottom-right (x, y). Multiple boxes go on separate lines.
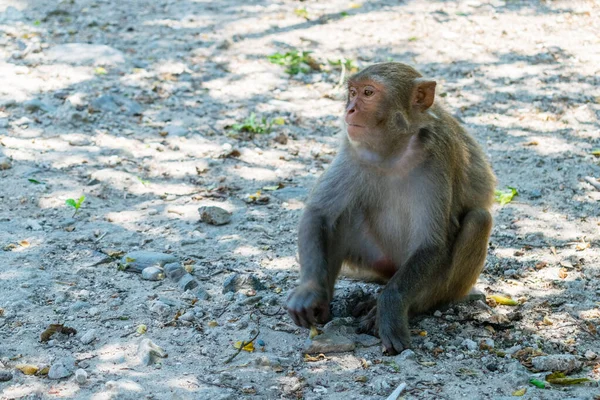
top-left (364, 88), bottom-right (374, 96)
top-left (349, 88), bottom-right (357, 97)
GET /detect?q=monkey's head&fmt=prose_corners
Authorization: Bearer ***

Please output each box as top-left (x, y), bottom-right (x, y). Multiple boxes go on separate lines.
top-left (344, 62), bottom-right (436, 162)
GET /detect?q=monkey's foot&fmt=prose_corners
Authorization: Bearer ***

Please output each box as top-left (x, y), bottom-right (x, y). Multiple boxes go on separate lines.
top-left (356, 305), bottom-right (378, 337)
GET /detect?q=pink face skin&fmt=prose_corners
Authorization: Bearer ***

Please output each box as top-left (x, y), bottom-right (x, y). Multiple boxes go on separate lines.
top-left (344, 80), bottom-right (386, 142)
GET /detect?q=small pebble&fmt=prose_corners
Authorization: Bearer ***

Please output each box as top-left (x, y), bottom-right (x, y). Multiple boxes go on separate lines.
top-left (75, 368), bottom-right (87, 384)
top-left (257, 339), bottom-right (265, 347)
top-left (584, 350), bottom-right (597, 360)
top-left (461, 338), bottom-right (478, 351)
top-left (531, 354), bottom-right (582, 373)
top-left (0, 370), bottom-right (12, 382)
top-left (396, 349), bottom-right (416, 362)
top-left (141, 266), bottom-right (165, 281)
top-left (433, 310), bottom-right (442, 317)
top-left (48, 357), bottom-right (75, 380)
top-left (80, 329), bottom-right (97, 345)
top-left (138, 338), bottom-right (168, 366)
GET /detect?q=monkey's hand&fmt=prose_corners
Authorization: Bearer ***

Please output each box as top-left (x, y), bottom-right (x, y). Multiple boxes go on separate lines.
top-left (377, 290), bottom-right (411, 355)
top-left (286, 282), bottom-right (330, 328)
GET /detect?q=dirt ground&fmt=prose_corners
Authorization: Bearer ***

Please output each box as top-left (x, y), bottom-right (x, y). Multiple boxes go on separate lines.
top-left (1, 0), bottom-right (600, 399)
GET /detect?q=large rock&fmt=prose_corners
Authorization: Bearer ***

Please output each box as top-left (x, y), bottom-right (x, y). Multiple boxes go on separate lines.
top-left (198, 206), bottom-right (232, 226)
top-left (45, 43), bottom-right (125, 66)
top-left (120, 251), bottom-right (178, 273)
top-left (531, 354), bottom-right (582, 373)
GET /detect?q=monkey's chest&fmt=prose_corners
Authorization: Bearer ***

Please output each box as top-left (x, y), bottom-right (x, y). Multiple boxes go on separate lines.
top-left (366, 187), bottom-right (433, 265)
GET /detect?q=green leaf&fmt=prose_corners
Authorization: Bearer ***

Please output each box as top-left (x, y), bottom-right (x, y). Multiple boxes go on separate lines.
top-left (408, 36), bottom-right (418, 42)
top-left (340, 11), bottom-right (349, 17)
top-left (65, 199), bottom-right (77, 208)
top-left (294, 8), bottom-right (309, 19)
top-left (529, 379), bottom-right (546, 389)
top-left (94, 67), bottom-right (107, 75)
top-left (34, 20), bottom-right (41, 26)
top-left (591, 148), bottom-right (600, 156)
top-left (28, 178), bottom-right (43, 184)
top-left (76, 195), bottom-right (86, 207)
top-left (494, 187), bottom-right (518, 206)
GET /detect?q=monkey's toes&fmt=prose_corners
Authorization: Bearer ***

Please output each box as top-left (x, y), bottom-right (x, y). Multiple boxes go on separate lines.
top-left (356, 307), bottom-right (378, 336)
top-left (351, 298), bottom-right (378, 318)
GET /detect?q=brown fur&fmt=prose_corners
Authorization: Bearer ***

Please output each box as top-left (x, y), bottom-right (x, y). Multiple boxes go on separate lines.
top-left (287, 62), bottom-right (496, 354)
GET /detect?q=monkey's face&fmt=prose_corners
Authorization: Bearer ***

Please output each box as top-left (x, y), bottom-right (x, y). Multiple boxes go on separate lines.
top-left (345, 79), bottom-right (388, 143)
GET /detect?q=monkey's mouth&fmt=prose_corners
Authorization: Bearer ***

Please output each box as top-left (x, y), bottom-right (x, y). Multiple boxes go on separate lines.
top-left (347, 124), bottom-right (365, 128)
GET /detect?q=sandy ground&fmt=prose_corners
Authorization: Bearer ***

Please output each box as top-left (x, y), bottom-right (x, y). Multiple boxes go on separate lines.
top-left (1, 0), bottom-right (600, 399)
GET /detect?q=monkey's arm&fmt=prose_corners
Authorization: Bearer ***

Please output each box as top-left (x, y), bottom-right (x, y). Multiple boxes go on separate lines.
top-left (288, 154), bottom-right (358, 327)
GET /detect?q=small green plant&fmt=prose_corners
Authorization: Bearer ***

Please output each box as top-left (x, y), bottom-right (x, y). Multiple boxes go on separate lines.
top-left (267, 50), bottom-right (317, 75)
top-left (231, 113), bottom-right (271, 134)
top-left (294, 8), bottom-right (309, 19)
top-left (328, 57), bottom-right (358, 72)
top-left (65, 195), bottom-right (86, 217)
top-left (494, 187), bottom-right (518, 206)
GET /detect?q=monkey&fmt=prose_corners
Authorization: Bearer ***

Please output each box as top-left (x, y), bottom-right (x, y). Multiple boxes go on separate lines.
top-left (286, 62), bottom-right (495, 355)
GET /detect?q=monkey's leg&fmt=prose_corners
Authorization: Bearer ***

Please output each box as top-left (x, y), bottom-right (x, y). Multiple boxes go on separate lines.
top-left (375, 208), bottom-right (492, 354)
top-left (415, 208), bottom-right (493, 313)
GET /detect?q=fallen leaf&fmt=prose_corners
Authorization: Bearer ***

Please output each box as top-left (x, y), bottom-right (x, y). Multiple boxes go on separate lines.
top-left (529, 378), bottom-right (546, 389)
top-left (304, 353), bottom-right (327, 362)
top-left (535, 261), bottom-right (548, 270)
top-left (207, 320), bottom-right (218, 328)
top-left (19, 240), bottom-right (30, 248)
top-left (542, 316), bottom-right (553, 325)
top-left (512, 388), bottom-right (527, 396)
top-left (418, 361), bottom-right (437, 367)
top-left (16, 364), bottom-right (38, 375)
top-left (495, 187), bottom-right (518, 206)
top-left (523, 141), bottom-right (539, 146)
top-left (354, 375), bottom-right (368, 382)
top-left (488, 295), bottom-right (519, 306)
top-left (349, 2), bottom-right (362, 8)
top-left (591, 149), bottom-right (600, 157)
top-left (136, 324), bottom-right (147, 334)
top-left (309, 326), bottom-right (320, 339)
top-left (559, 268), bottom-right (568, 279)
top-left (233, 341), bottom-right (255, 352)
top-left (546, 371), bottom-right (590, 385)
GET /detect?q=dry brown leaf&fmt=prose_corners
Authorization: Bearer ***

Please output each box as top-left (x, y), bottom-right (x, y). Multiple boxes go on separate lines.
top-left (304, 353), bottom-right (327, 362)
top-left (559, 268), bottom-right (568, 279)
top-left (523, 141), bottom-right (539, 146)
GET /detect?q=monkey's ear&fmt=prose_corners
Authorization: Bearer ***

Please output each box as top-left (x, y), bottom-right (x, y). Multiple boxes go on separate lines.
top-left (412, 78), bottom-right (436, 111)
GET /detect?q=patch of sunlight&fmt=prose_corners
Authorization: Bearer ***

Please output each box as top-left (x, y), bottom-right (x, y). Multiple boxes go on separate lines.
top-left (260, 256), bottom-right (296, 271)
top-left (167, 375), bottom-right (201, 391)
top-left (225, 165), bottom-right (278, 182)
top-left (234, 245), bottom-right (263, 257)
top-left (0, 62), bottom-right (93, 102)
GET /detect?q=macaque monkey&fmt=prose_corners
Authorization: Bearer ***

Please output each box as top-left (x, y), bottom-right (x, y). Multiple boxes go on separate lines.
top-left (287, 62), bottom-right (495, 354)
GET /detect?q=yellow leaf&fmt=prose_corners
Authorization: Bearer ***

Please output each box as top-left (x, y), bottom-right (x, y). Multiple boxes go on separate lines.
top-left (542, 316), bottom-right (553, 325)
top-left (559, 268), bottom-right (568, 279)
top-left (512, 388), bottom-right (527, 396)
top-left (16, 364), bottom-right (39, 375)
top-left (184, 264), bottom-right (194, 273)
top-left (349, 3), bottom-right (362, 8)
top-left (272, 117), bottom-right (285, 125)
top-left (94, 67), bottom-right (107, 75)
top-left (488, 295), bottom-right (519, 306)
top-left (19, 240), bottom-right (30, 247)
top-left (233, 341), bottom-right (255, 352)
top-left (419, 330), bottom-right (427, 336)
top-left (309, 326), bottom-right (320, 339)
top-left (273, 287), bottom-right (282, 294)
top-left (591, 149), bottom-right (600, 157)
top-left (207, 320), bottom-right (218, 328)
top-left (304, 353), bottom-right (327, 362)
top-left (575, 241), bottom-right (590, 251)
top-left (136, 324), bottom-right (147, 334)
